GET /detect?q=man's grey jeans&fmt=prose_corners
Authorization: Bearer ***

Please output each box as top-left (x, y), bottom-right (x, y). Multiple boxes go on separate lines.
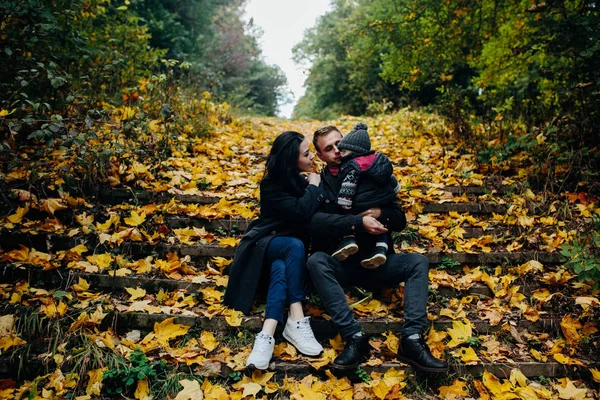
top-left (307, 251), bottom-right (430, 339)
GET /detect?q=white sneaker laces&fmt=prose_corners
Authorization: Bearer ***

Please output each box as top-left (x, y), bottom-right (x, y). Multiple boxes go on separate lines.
top-left (253, 332), bottom-right (273, 352)
top-left (296, 317), bottom-right (316, 342)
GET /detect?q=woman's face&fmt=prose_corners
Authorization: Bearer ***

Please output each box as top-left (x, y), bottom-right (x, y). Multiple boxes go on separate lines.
top-left (297, 139), bottom-right (314, 173)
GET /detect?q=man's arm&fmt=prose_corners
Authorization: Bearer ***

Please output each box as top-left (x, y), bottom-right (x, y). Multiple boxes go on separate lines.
top-left (309, 212), bottom-right (387, 243)
top-left (361, 202), bottom-right (407, 232)
top-left (379, 201), bottom-right (407, 232)
top-left (309, 212), bottom-right (363, 241)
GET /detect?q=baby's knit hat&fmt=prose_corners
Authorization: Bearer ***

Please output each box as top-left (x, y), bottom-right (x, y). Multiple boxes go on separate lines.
top-left (338, 122), bottom-right (371, 153)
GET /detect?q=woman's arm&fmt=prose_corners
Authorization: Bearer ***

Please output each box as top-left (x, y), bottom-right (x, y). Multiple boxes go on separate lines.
top-left (260, 179), bottom-right (324, 223)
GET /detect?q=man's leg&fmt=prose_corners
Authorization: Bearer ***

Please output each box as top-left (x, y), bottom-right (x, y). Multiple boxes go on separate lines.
top-left (307, 252), bottom-right (369, 370)
top-left (361, 253), bottom-right (429, 336)
top-left (359, 253), bottom-right (448, 372)
top-left (306, 252), bottom-right (360, 338)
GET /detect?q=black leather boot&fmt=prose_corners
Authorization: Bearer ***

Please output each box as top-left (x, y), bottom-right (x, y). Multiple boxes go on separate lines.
top-left (331, 333), bottom-right (370, 370)
top-left (397, 334), bottom-right (448, 372)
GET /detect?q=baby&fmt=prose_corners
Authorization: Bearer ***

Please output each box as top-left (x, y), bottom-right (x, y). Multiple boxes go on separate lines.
top-left (332, 123), bottom-right (400, 269)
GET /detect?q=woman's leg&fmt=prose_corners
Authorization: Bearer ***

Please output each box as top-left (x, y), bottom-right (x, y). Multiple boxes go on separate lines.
top-left (263, 259), bottom-right (287, 334)
top-left (267, 237), bottom-right (323, 356)
top-left (247, 237), bottom-right (298, 369)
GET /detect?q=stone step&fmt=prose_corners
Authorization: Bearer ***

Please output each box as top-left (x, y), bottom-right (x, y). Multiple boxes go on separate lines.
top-left (113, 311), bottom-right (562, 338)
top-left (0, 354), bottom-right (592, 383)
top-left (258, 360), bottom-right (589, 380)
top-left (96, 185), bottom-right (515, 206)
top-left (0, 263), bottom-right (497, 303)
top-left (0, 231), bottom-right (564, 267)
top-left (164, 216), bottom-right (504, 238)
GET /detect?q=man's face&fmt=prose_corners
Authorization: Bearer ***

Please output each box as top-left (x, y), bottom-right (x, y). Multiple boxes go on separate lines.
top-left (316, 130), bottom-right (343, 167)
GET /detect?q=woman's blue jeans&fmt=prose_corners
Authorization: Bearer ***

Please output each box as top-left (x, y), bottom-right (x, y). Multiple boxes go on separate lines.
top-left (264, 236), bottom-right (306, 324)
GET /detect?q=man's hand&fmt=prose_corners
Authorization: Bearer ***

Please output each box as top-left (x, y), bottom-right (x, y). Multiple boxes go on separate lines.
top-left (362, 216), bottom-right (388, 235)
top-left (360, 207), bottom-right (382, 219)
top-left (307, 172), bottom-right (321, 186)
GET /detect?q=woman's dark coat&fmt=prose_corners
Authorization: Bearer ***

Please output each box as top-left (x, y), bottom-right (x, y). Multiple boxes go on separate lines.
top-left (223, 174), bottom-right (324, 314)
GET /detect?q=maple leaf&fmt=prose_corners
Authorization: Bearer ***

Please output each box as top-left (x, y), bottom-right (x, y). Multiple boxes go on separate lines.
top-left (75, 212), bottom-right (94, 227)
top-left (590, 368), bottom-right (600, 383)
top-left (553, 378), bottom-right (588, 400)
top-left (382, 331), bottom-right (399, 354)
top-left (96, 214), bottom-right (120, 232)
top-left (199, 287), bottom-right (224, 305)
top-left (446, 320), bottom-right (473, 348)
top-left (329, 333), bottom-right (345, 351)
top-left (219, 237), bottom-right (239, 247)
top-left (200, 331), bottom-right (219, 352)
top-left (86, 368), bottom-right (106, 396)
top-left (509, 368), bottom-right (528, 388)
top-left (575, 296), bottom-right (600, 311)
top-left (369, 378), bottom-right (392, 400)
top-left (0, 315), bottom-right (16, 336)
top-left (40, 198), bottom-right (68, 216)
top-left (438, 379), bottom-right (469, 399)
top-left (126, 287), bottom-right (147, 301)
top-left (560, 314), bottom-right (583, 345)
top-left (134, 378), bottom-right (151, 400)
top-left (223, 308), bottom-right (243, 327)
top-left (530, 348), bottom-right (547, 362)
top-left (173, 379), bottom-right (203, 400)
top-left (6, 205), bottom-right (29, 224)
top-left (0, 334), bottom-right (26, 351)
top-left (240, 382), bottom-right (262, 397)
top-left (473, 380), bottom-right (491, 400)
top-left (87, 253), bottom-right (114, 269)
top-left (153, 318), bottom-right (190, 344)
top-left (455, 346), bottom-right (480, 364)
top-left (251, 370), bottom-right (275, 386)
top-left (308, 348), bottom-right (336, 370)
top-left (482, 371), bottom-right (514, 397)
top-left (71, 277), bottom-right (90, 293)
top-left (553, 353), bottom-right (585, 366)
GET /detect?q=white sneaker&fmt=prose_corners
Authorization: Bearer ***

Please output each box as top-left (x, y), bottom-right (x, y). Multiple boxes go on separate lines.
top-left (246, 331), bottom-right (274, 370)
top-left (282, 316), bottom-right (323, 356)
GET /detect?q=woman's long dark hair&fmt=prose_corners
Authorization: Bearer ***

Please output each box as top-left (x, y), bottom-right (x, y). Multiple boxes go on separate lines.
top-left (264, 131), bottom-right (306, 196)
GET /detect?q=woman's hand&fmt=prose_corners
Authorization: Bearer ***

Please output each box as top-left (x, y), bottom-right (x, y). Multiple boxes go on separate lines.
top-left (362, 216), bottom-right (388, 235)
top-left (360, 207), bottom-right (382, 219)
top-left (307, 172), bottom-right (321, 186)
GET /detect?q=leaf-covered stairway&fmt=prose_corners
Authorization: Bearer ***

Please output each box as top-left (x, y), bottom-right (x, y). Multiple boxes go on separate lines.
top-left (1, 113), bottom-right (598, 399)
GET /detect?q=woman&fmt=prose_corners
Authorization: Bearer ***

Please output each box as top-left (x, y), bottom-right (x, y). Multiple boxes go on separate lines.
top-left (223, 131), bottom-right (324, 370)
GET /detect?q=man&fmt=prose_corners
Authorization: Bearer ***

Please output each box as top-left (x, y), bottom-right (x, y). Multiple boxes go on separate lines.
top-left (307, 125), bottom-right (448, 372)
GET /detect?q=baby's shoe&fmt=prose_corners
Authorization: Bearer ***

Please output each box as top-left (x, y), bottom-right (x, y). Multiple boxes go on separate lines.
top-left (332, 236), bottom-right (359, 261)
top-left (283, 316), bottom-right (323, 356)
top-left (360, 242), bottom-right (388, 269)
top-left (246, 331), bottom-right (275, 370)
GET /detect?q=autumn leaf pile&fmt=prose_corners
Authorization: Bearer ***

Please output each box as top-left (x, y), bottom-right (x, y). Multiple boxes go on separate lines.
top-left (0, 108), bottom-right (599, 399)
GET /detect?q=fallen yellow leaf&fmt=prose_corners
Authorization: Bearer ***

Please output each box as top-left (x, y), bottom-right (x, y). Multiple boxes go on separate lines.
top-left (126, 287), bottom-right (147, 301)
top-left (154, 318), bottom-right (190, 344)
top-left (174, 379), bottom-right (203, 400)
top-left (446, 320), bottom-right (473, 348)
top-left (438, 379), bottom-right (469, 399)
top-left (134, 378), bottom-right (151, 400)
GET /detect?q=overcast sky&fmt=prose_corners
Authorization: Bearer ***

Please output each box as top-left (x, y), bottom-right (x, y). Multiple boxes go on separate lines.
top-left (244, 0), bottom-right (332, 118)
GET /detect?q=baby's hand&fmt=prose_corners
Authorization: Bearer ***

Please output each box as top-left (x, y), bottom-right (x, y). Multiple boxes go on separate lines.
top-left (342, 205), bottom-right (352, 210)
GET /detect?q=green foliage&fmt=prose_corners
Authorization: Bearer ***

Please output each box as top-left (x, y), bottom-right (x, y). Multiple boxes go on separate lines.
top-left (228, 371), bottom-right (243, 383)
top-left (294, 0), bottom-right (599, 193)
top-left (0, 0), bottom-right (286, 145)
top-left (466, 336), bottom-right (482, 348)
top-left (478, 133), bottom-right (539, 164)
top-left (560, 216), bottom-right (600, 288)
top-left (102, 348), bottom-right (167, 396)
top-left (355, 366), bottom-right (371, 382)
top-left (438, 256), bottom-right (461, 271)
